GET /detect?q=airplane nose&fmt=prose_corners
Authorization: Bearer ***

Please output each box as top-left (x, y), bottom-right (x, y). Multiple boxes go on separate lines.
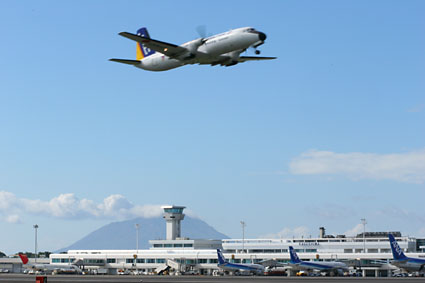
top-left (258, 32), bottom-right (266, 41)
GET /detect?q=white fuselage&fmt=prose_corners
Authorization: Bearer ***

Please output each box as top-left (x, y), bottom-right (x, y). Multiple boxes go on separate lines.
top-left (392, 258), bottom-right (425, 272)
top-left (137, 27), bottom-right (263, 71)
top-left (29, 263), bottom-right (81, 273)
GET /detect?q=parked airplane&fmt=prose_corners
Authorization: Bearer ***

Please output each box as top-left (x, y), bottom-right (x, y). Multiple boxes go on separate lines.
top-left (216, 249), bottom-right (265, 275)
top-left (287, 246), bottom-right (348, 275)
top-left (19, 254), bottom-right (82, 274)
top-left (110, 27), bottom-right (276, 71)
top-left (389, 233), bottom-right (425, 272)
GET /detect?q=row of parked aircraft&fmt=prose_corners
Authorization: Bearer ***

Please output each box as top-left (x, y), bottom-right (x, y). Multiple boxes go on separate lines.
top-left (18, 234), bottom-right (425, 275)
top-left (217, 234), bottom-right (425, 275)
top-left (217, 246), bottom-right (348, 275)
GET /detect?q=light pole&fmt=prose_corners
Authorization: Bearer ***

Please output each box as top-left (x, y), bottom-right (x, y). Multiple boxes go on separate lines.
top-left (33, 224), bottom-right (38, 263)
top-left (135, 224), bottom-right (140, 252)
top-left (135, 224), bottom-right (140, 273)
top-left (361, 218), bottom-right (367, 254)
top-left (240, 221), bottom-right (246, 254)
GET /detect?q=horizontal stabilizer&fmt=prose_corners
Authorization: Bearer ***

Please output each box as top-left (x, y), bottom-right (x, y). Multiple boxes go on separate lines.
top-left (109, 58), bottom-right (141, 65)
top-left (238, 56), bottom-right (277, 62)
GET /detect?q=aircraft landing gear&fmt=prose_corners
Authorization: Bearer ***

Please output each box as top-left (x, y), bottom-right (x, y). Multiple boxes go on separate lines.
top-left (255, 50), bottom-right (261, 55)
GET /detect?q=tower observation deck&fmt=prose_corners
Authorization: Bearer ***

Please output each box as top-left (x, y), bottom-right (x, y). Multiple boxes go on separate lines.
top-left (162, 205), bottom-right (185, 240)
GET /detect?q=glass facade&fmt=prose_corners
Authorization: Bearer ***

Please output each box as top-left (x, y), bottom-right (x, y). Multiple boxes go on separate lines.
top-left (164, 208), bottom-right (184, 214)
top-left (52, 258), bottom-right (75, 263)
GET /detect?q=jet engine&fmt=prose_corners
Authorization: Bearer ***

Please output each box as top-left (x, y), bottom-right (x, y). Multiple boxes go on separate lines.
top-left (181, 38), bottom-right (206, 60)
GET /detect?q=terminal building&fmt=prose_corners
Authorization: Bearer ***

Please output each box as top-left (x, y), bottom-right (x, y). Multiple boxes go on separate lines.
top-left (47, 206), bottom-right (425, 277)
top-left (4, 205), bottom-right (425, 276)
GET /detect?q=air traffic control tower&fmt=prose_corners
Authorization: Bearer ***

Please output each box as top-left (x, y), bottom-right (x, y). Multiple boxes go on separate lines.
top-left (162, 205), bottom-right (185, 240)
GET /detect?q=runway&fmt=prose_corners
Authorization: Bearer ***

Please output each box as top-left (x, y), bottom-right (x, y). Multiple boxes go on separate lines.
top-left (0, 274), bottom-right (423, 283)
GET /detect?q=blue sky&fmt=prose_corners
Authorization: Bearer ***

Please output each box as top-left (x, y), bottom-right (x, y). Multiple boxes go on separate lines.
top-left (0, 0), bottom-right (424, 254)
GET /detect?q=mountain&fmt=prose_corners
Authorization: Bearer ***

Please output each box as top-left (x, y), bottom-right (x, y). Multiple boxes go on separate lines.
top-left (57, 216), bottom-right (228, 252)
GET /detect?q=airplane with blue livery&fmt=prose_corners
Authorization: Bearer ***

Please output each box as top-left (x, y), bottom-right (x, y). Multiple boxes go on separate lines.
top-left (110, 27), bottom-right (276, 71)
top-left (389, 233), bottom-right (425, 272)
top-left (287, 246), bottom-right (348, 275)
top-left (216, 249), bottom-right (265, 275)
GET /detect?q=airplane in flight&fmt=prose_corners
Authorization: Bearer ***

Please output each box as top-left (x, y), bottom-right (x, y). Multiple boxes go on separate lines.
top-left (19, 254), bottom-right (82, 274)
top-left (110, 27), bottom-right (276, 71)
top-left (389, 233), bottom-right (425, 272)
top-left (287, 246), bottom-right (348, 275)
top-left (216, 249), bottom-right (265, 275)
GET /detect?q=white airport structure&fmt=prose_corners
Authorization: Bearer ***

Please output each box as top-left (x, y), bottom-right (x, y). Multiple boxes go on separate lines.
top-left (162, 205), bottom-right (185, 241)
top-left (3, 206), bottom-right (425, 276)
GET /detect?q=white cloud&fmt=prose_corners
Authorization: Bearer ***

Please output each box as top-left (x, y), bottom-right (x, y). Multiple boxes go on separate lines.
top-left (344, 223), bottom-right (364, 237)
top-left (5, 214), bottom-right (22, 224)
top-left (0, 191), bottom-right (163, 223)
top-left (289, 149), bottom-right (425, 184)
top-left (260, 226), bottom-right (310, 239)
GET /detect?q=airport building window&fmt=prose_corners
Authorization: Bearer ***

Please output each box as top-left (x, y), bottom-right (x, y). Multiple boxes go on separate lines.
top-left (231, 259), bottom-right (241, 263)
top-left (295, 249), bottom-right (304, 253)
top-left (174, 244), bottom-right (183, 247)
top-left (355, 249), bottom-right (363, 253)
top-left (368, 249), bottom-right (378, 253)
top-left (344, 249), bottom-right (353, 253)
top-left (107, 258), bottom-right (116, 263)
top-left (282, 249), bottom-right (288, 252)
top-left (209, 259), bottom-right (218, 264)
top-left (198, 259), bottom-right (208, 264)
top-left (54, 258), bottom-right (72, 263)
top-left (153, 244), bottom-right (163, 248)
top-left (164, 244), bottom-right (172, 247)
top-left (126, 259), bottom-right (134, 263)
top-left (156, 259), bottom-right (165, 263)
top-left (84, 259), bottom-right (104, 264)
top-left (164, 208), bottom-right (184, 214)
top-left (184, 244), bottom-right (193, 247)
top-left (242, 259), bottom-right (252, 263)
top-left (305, 249), bottom-right (317, 253)
top-left (146, 259), bottom-right (155, 263)
top-left (380, 249), bottom-right (390, 253)
top-left (136, 259), bottom-right (145, 263)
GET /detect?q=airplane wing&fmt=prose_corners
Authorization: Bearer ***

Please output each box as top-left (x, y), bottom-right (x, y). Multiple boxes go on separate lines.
top-left (238, 56), bottom-right (277, 62)
top-left (109, 58), bottom-right (141, 65)
top-left (210, 55), bottom-right (277, 67)
top-left (258, 259), bottom-right (288, 268)
top-left (118, 32), bottom-right (187, 58)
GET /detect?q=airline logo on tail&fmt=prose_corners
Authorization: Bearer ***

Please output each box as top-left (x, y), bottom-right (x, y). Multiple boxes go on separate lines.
top-left (389, 234), bottom-right (406, 260)
top-left (19, 254), bottom-right (29, 264)
top-left (289, 246), bottom-right (301, 263)
top-left (136, 27), bottom-right (155, 60)
top-left (217, 249), bottom-right (227, 265)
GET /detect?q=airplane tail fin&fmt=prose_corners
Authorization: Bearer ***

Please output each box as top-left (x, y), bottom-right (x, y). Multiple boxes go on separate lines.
top-left (289, 246), bottom-right (301, 264)
top-left (136, 27), bottom-right (155, 60)
top-left (217, 249), bottom-right (227, 265)
top-left (389, 234), bottom-right (407, 260)
top-left (18, 253), bottom-right (29, 264)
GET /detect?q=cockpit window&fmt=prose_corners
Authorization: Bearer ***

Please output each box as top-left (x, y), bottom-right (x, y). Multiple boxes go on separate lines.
top-left (246, 28), bottom-right (255, 32)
